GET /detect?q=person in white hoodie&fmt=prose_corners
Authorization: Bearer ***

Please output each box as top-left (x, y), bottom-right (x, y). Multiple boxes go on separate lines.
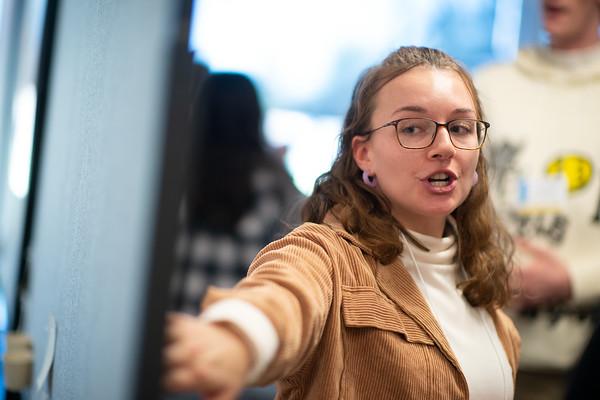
top-left (475, 0), bottom-right (600, 399)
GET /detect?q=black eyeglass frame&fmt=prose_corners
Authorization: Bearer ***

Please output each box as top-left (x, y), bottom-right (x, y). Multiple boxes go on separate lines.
top-left (360, 117), bottom-right (490, 150)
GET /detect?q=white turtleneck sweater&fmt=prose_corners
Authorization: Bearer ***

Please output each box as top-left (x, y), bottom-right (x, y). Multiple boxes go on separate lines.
top-left (400, 229), bottom-right (514, 400)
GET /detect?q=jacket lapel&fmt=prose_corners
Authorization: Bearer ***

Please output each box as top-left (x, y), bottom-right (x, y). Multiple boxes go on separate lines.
top-left (325, 216), bottom-right (465, 375)
top-left (375, 258), bottom-right (464, 374)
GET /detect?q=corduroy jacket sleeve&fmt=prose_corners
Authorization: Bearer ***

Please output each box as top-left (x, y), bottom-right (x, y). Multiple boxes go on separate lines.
top-left (201, 223), bottom-right (338, 385)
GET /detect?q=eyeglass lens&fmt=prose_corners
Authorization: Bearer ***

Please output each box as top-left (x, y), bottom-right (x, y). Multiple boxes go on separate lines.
top-left (396, 119), bottom-right (484, 149)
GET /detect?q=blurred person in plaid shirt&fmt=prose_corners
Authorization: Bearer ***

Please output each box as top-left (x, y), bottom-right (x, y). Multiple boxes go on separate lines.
top-left (167, 72), bottom-right (303, 400)
top-left (170, 72), bottom-right (304, 315)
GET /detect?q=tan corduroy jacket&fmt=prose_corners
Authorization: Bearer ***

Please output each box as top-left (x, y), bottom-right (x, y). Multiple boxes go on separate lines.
top-left (203, 219), bottom-right (520, 400)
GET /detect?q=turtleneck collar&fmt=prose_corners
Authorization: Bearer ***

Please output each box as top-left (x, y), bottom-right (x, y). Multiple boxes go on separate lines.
top-left (403, 226), bottom-right (458, 268)
top-left (516, 43), bottom-right (600, 84)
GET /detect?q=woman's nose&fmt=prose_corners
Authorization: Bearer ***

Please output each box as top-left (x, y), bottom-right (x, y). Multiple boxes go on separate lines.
top-left (427, 126), bottom-right (456, 159)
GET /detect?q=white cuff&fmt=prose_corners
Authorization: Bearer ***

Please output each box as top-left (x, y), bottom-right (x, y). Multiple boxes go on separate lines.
top-left (201, 299), bottom-right (279, 384)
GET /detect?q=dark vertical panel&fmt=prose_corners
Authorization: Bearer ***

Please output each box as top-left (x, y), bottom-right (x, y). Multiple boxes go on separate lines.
top-left (12, 0), bottom-right (60, 332)
top-left (134, 1), bottom-right (197, 398)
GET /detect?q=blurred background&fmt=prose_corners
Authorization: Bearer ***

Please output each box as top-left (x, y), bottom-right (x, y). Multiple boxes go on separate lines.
top-left (0, 0), bottom-right (546, 399)
top-left (188, 0), bottom-right (544, 194)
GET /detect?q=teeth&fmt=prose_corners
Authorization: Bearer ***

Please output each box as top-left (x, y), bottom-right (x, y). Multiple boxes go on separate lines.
top-left (431, 181), bottom-right (448, 187)
top-left (429, 173), bottom-right (449, 180)
top-left (428, 173), bottom-right (451, 187)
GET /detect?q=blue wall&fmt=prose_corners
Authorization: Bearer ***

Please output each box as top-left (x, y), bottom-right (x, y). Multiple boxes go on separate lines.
top-left (23, 1), bottom-right (178, 398)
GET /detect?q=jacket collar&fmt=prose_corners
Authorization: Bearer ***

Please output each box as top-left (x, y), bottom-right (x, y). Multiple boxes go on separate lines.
top-left (322, 213), bottom-right (464, 374)
top-left (322, 213), bottom-right (374, 255)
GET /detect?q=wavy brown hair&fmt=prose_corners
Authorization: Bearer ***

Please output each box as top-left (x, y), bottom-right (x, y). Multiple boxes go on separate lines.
top-left (302, 46), bottom-right (513, 308)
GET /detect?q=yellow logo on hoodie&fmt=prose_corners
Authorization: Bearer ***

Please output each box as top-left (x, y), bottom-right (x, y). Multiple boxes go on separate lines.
top-left (546, 155), bottom-right (592, 192)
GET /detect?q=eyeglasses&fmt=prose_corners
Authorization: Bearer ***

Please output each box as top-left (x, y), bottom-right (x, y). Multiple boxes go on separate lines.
top-left (361, 117), bottom-right (489, 150)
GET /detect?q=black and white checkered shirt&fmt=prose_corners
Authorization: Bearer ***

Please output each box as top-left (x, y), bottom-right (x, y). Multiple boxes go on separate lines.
top-left (170, 168), bottom-right (303, 314)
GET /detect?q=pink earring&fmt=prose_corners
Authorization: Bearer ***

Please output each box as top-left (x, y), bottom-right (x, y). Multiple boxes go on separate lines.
top-left (362, 171), bottom-right (377, 188)
top-left (473, 171), bottom-right (479, 186)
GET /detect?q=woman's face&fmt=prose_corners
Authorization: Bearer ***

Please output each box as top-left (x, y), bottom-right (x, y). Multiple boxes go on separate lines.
top-left (352, 66), bottom-right (480, 237)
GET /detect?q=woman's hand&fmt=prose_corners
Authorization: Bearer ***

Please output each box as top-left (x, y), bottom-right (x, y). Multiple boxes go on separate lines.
top-left (162, 313), bottom-right (254, 400)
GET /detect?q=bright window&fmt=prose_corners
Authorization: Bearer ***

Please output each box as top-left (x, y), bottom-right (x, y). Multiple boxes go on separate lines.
top-left (190, 0), bottom-right (524, 194)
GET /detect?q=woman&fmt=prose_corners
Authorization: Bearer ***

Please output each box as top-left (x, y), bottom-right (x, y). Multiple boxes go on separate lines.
top-left (163, 46), bottom-right (519, 400)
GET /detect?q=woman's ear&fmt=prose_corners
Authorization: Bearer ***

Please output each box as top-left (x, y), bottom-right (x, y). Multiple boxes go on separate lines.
top-left (351, 135), bottom-right (372, 172)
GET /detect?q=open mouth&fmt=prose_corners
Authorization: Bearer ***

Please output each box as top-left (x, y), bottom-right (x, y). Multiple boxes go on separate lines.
top-left (544, 3), bottom-right (566, 17)
top-left (427, 172), bottom-right (454, 187)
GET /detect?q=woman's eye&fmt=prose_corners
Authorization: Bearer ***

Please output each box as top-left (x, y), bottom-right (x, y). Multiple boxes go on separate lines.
top-left (398, 121), bottom-right (428, 135)
top-left (450, 122), bottom-right (473, 135)
top-left (401, 125), bottom-right (419, 134)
